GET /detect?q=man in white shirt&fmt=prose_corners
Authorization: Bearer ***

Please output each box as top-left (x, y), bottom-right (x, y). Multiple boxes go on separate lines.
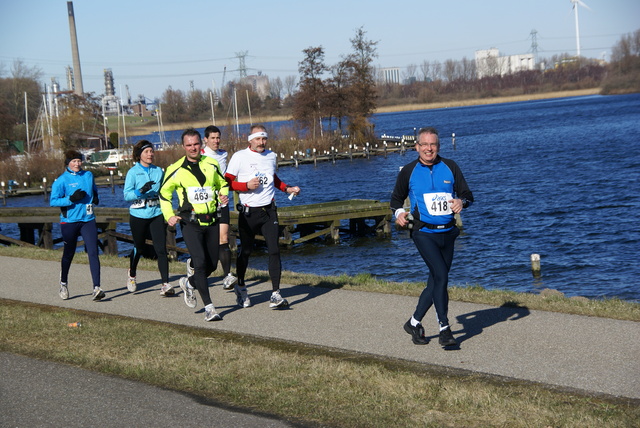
top-left (225, 124), bottom-right (300, 309)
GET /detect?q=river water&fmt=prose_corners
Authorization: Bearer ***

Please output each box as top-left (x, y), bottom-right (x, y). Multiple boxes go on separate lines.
top-left (3, 93), bottom-right (639, 301)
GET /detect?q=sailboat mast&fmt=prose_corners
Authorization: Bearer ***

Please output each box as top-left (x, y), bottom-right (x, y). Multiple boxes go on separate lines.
top-left (24, 92), bottom-right (30, 153)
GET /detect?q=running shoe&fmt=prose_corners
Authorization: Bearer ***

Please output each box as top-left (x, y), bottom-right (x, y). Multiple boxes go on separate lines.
top-left (204, 305), bottom-right (222, 322)
top-left (92, 287), bottom-right (106, 301)
top-left (59, 282), bottom-right (69, 300)
top-left (403, 320), bottom-right (429, 345)
top-left (269, 290), bottom-right (288, 309)
top-left (186, 258), bottom-right (194, 279)
top-left (127, 270), bottom-right (137, 292)
top-left (222, 273), bottom-right (238, 291)
top-left (235, 286), bottom-right (251, 308)
top-left (439, 327), bottom-right (458, 347)
top-left (160, 283), bottom-right (175, 296)
top-left (179, 276), bottom-right (197, 308)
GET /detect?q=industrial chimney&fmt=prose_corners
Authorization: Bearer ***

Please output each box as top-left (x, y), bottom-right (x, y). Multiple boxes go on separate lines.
top-left (67, 1), bottom-right (84, 95)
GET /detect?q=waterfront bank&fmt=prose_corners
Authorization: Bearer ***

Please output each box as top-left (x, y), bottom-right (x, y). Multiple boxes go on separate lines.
top-left (123, 88), bottom-right (602, 136)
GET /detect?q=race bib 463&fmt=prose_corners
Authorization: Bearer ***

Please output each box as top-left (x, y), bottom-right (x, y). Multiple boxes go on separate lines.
top-left (187, 187), bottom-right (213, 204)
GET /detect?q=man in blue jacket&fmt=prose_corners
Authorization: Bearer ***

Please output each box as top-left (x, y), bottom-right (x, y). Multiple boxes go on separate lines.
top-left (390, 127), bottom-right (474, 348)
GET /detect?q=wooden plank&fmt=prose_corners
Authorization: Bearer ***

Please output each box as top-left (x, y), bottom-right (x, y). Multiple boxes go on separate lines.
top-left (291, 226), bottom-right (333, 244)
top-left (0, 200), bottom-right (394, 250)
top-left (107, 230), bottom-right (188, 255)
top-left (0, 233), bottom-right (39, 248)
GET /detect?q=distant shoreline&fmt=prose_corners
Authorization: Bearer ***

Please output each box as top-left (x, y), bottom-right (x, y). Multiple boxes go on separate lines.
top-left (374, 88), bottom-right (601, 113)
top-left (127, 88), bottom-right (601, 137)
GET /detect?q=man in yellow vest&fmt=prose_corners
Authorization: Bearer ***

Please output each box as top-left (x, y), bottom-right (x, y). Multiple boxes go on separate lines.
top-left (160, 128), bottom-right (229, 322)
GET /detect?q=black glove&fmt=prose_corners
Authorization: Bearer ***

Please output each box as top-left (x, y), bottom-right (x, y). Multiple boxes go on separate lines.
top-left (139, 181), bottom-right (155, 194)
top-left (69, 189), bottom-right (87, 203)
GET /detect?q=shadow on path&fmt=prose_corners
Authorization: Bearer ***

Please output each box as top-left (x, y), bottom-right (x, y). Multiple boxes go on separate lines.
top-left (216, 281), bottom-right (334, 317)
top-left (454, 302), bottom-right (530, 344)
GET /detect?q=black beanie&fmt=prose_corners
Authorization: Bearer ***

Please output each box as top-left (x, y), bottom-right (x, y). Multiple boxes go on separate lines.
top-left (64, 150), bottom-right (83, 167)
top-left (133, 140), bottom-right (154, 162)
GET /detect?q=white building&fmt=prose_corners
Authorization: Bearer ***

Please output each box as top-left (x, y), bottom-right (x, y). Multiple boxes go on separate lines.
top-left (475, 49), bottom-right (536, 78)
top-left (241, 74), bottom-right (270, 100)
top-left (379, 67), bottom-right (401, 85)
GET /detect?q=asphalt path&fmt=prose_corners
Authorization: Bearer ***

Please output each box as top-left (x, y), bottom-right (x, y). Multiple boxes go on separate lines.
top-left (1, 254), bottom-right (638, 425)
top-left (0, 352), bottom-right (301, 428)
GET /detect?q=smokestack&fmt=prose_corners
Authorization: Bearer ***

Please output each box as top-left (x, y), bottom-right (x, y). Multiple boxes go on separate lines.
top-left (67, 1), bottom-right (84, 96)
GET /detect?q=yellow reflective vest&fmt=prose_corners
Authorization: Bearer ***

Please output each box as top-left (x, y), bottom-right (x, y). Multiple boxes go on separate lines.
top-left (159, 155), bottom-right (229, 226)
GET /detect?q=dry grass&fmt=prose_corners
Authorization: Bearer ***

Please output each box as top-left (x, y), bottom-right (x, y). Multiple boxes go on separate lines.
top-left (374, 89), bottom-right (601, 114)
top-left (1, 300), bottom-right (637, 428)
top-left (116, 113), bottom-right (293, 137)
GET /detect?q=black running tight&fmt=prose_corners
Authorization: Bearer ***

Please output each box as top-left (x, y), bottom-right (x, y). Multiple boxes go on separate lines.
top-left (236, 207), bottom-right (281, 291)
top-left (129, 214), bottom-right (169, 283)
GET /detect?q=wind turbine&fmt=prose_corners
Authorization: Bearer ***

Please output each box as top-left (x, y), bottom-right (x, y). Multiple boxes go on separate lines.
top-left (570, 0), bottom-right (591, 57)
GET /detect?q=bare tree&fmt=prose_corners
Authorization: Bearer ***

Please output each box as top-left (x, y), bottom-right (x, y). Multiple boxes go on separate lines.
top-left (0, 59), bottom-right (43, 142)
top-left (443, 59), bottom-right (458, 81)
top-left (420, 60), bottom-right (431, 81)
top-left (186, 89), bottom-right (210, 121)
top-left (460, 57), bottom-right (476, 81)
top-left (293, 46), bottom-right (328, 138)
top-left (341, 26), bottom-right (378, 143)
top-left (9, 59), bottom-right (43, 124)
top-left (611, 29), bottom-right (640, 63)
top-left (284, 75), bottom-right (297, 98)
top-left (325, 61), bottom-right (350, 132)
top-left (402, 63), bottom-right (417, 83)
top-left (55, 93), bottom-right (103, 151)
top-left (161, 87), bottom-right (187, 123)
top-left (430, 60), bottom-right (443, 81)
top-left (270, 76), bottom-right (283, 100)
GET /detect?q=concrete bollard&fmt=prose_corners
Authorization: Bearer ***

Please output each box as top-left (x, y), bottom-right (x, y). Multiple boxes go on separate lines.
top-left (531, 253), bottom-right (541, 277)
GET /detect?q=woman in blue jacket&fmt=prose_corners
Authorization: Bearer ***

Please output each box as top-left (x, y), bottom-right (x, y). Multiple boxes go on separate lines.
top-left (50, 150), bottom-right (104, 301)
top-left (123, 140), bottom-right (173, 296)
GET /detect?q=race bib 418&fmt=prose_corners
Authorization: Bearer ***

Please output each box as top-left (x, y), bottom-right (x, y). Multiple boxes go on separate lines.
top-left (423, 192), bottom-right (452, 216)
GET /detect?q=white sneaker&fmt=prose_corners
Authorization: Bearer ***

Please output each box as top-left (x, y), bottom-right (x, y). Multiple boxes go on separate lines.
top-left (59, 282), bottom-right (69, 300)
top-left (269, 290), bottom-right (288, 309)
top-left (235, 286), bottom-right (251, 308)
top-left (222, 273), bottom-right (238, 291)
top-left (127, 270), bottom-right (137, 292)
top-left (160, 283), bottom-right (175, 296)
top-left (92, 287), bottom-right (106, 301)
top-left (186, 258), bottom-right (194, 279)
top-left (179, 277), bottom-right (197, 308)
top-left (204, 305), bottom-right (222, 322)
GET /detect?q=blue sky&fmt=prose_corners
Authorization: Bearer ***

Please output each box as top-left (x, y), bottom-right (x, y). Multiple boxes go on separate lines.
top-left (1, 0), bottom-right (638, 100)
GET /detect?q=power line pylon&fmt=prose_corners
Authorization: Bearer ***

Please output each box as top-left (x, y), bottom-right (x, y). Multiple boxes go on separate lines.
top-left (235, 51), bottom-right (248, 78)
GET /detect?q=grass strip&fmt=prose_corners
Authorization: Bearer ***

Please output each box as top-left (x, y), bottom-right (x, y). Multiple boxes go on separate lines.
top-left (1, 299), bottom-right (638, 428)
